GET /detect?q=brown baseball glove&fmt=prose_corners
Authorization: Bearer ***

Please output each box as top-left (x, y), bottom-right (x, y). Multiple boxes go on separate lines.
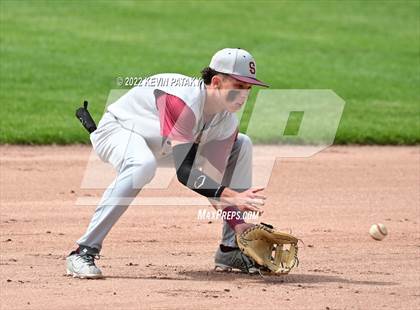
top-left (236, 222), bottom-right (299, 274)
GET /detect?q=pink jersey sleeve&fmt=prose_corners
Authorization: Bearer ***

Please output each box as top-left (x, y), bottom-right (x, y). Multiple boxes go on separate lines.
top-left (155, 92), bottom-right (196, 142)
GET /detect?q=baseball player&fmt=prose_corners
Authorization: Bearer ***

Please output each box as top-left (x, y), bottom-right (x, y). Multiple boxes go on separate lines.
top-left (67, 48), bottom-right (269, 278)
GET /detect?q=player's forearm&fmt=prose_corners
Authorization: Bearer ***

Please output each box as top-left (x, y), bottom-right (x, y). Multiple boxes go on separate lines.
top-left (176, 165), bottom-right (226, 198)
top-left (173, 142), bottom-right (226, 198)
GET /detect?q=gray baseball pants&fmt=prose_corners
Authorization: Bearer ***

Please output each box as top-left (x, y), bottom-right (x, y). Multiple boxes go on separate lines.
top-left (77, 112), bottom-right (252, 251)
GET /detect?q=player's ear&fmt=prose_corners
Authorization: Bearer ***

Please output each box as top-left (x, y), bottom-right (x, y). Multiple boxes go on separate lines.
top-left (211, 75), bottom-right (223, 89)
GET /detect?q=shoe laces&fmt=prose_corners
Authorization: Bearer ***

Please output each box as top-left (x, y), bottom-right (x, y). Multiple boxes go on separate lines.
top-left (79, 253), bottom-right (100, 266)
top-left (232, 251), bottom-right (254, 273)
top-left (240, 253), bottom-right (253, 273)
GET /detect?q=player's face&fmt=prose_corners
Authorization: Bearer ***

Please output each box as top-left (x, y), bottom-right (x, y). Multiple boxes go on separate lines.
top-left (219, 76), bottom-right (252, 112)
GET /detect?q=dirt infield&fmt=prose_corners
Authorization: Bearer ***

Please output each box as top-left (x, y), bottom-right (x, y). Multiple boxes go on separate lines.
top-left (1, 145), bottom-right (419, 310)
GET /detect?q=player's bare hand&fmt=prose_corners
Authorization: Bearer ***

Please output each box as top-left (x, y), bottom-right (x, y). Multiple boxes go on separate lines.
top-left (220, 187), bottom-right (266, 214)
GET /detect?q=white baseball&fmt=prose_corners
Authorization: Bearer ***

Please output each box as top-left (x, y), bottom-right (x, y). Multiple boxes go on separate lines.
top-left (369, 223), bottom-right (388, 241)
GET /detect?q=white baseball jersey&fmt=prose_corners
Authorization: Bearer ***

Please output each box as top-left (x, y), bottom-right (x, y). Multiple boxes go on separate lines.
top-left (107, 73), bottom-right (238, 157)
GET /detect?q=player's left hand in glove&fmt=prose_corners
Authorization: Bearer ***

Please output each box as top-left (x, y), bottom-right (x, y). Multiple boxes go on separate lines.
top-left (236, 222), bottom-right (299, 274)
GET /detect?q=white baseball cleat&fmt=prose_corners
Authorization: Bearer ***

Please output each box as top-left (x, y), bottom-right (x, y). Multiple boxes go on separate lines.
top-left (66, 249), bottom-right (103, 279)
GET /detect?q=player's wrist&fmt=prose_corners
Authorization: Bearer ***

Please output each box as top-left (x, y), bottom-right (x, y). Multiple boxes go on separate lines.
top-left (214, 185), bottom-right (226, 198)
top-left (220, 187), bottom-right (237, 198)
top-left (234, 223), bottom-right (254, 234)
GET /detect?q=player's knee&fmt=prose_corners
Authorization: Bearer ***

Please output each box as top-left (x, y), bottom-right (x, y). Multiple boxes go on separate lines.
top-left (238, 133), bottom-right (253, 152)
top-left (126, 157), bottom-right (157, 186)
top-left (138, 158), bottom-right (157, 183)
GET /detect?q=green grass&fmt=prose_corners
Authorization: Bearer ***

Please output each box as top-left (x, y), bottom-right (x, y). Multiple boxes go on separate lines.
top-left (283, 111), bottom-right (304, 136)
top-left (0, 0), bottom-right (419, 144)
